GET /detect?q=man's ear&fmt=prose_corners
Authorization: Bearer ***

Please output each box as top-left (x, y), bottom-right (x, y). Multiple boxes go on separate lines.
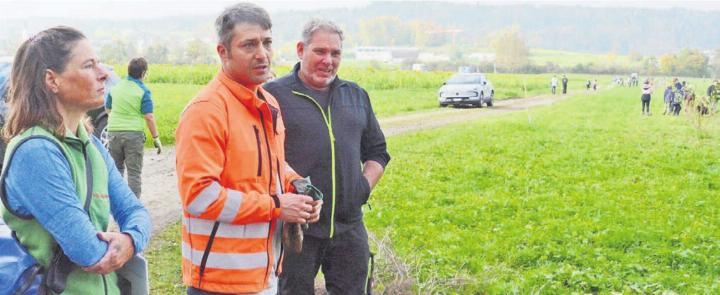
top-left (217, 43), bottom-right (228, 62)
top-left (45, 69), bottom-right (60, 94)
top-left (296, 42), bottom-right (305, 60)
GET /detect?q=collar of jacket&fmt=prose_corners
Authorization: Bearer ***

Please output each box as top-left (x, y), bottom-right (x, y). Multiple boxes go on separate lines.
top-left (290, 62), bottom-right (346, 92)
top-left (61, 123), bottom-right (91, 151)
top-left (216, 70), bottom-right (274, 111)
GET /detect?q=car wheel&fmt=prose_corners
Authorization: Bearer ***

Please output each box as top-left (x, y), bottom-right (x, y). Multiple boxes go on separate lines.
top-left (93, 115), bottom-right (109, 148)
top-left (487, 100), bottom-right (493, 107)
top-left (477, 93), bottom-right (484, 108)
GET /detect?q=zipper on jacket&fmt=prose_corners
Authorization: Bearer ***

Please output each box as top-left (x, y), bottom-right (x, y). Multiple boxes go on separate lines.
top-left (256, 108), bottom-right (274, 196)
top-left (197, 221), bottom-right (220, 288)
top-left (257, 107), bottom-right (275, 287)
top-left (291, 90), bottom-right (337, 238)
top-left (275, 157), bottom-right (284, 278)
top-left (253, 126), bottom-right (262, 177)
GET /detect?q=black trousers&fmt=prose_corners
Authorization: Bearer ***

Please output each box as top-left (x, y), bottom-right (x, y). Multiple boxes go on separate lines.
top-left (279, 224), bottom-right (370, 295)
top-left (673, 103), bottom-right (681, 115)
top-left (641, 94), bottom-right (651, 113)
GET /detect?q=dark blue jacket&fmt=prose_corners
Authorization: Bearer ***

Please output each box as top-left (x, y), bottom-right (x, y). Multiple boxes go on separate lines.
top-left (264, 63), bottom-right (390, 238)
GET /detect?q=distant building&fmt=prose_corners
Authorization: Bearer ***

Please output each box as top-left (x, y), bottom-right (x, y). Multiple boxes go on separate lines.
top-left (468, 52), bottom-right (496, 63)
top-left (354, 46), bottom-right (419, 63)
top-left (418, 52), bottom-right (450, 63)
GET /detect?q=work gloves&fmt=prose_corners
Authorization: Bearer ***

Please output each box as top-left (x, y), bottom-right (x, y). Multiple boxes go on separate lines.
top-left (153, 136), bottom-right (162, 154)
top-left (283, 177), bottom-right (324, 253)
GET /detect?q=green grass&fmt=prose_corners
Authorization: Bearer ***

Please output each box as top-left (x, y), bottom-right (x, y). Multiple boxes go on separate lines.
top-left (143, 83), bottom-right (203, 146)
top-left (145, 222), bottom-right (185, 294)
top-left (365, 87), bottom-right (720, 293)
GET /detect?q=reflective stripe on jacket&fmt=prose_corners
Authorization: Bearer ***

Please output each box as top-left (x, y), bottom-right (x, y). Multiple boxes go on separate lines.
top-left (176, 70), bottom-right (301, 293)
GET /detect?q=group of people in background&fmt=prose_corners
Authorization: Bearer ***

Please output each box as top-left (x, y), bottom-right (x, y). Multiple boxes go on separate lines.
top-left (615, 73), bottom-right (639, 87)
top-left (551, 74), bottom-right (569, 95)
top-left (586, 79), bottom-right (598, 91)
top-left (641, 77), bottom-right (720, 117)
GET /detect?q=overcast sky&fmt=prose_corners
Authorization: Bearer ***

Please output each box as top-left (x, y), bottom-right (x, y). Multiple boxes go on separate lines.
top-left (1, 0), bottom-right (720, 20)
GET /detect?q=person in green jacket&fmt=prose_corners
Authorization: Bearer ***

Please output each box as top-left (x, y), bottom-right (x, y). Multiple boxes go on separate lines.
top-left (105, 57), bottom-right (161, 198)
top-left (2, 26), bottom-right (151, 295)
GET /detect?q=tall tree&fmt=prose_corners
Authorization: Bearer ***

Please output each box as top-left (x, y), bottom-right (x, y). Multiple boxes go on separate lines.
top-left (490, 27), bottom-right (529, 72)
top-left (677, 49), bottom-right (709, 77)
top-left (710, 49), bottom-right (720, 77)
top-left (642, 56), bottom-right (659, 76)
top-left (183, 39), bottom-right (216, 64)
top-left (358, 16), bottom-right (413, 46)
top-left (145, 43), bottom-right (170, 64)
top-left (100, 39), bottom-right (137, 64)
top-left (659, 54), bottom-right (679, 75)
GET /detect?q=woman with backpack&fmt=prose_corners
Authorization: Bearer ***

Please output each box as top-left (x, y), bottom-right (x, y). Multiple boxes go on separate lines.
top-left (1, 26), bottom-right (151, 294)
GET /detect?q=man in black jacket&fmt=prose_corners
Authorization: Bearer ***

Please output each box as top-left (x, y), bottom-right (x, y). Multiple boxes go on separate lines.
top-left (264, 19), bottom-right (390, 295)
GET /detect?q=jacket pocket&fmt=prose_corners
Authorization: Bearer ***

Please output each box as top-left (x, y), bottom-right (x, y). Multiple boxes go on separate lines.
top-left (358, 174), bottom-right (371, 205)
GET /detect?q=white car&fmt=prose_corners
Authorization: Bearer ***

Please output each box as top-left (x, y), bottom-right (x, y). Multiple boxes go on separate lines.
top-left (438, 73), bottom-right (494, 108)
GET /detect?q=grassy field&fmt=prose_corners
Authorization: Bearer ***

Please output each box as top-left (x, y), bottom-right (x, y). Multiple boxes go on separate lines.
top-left (365, 87), bottom-right (720, 293)
top-left (125, 64), bottom-right (613, 146)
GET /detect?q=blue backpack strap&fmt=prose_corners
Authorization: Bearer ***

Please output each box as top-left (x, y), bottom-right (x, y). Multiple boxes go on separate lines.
top-left (0, 135), bottom-right (74, 219)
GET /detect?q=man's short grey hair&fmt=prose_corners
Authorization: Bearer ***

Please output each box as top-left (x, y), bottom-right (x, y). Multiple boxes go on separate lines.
top-left (301, 19), bottom-right (344, 45)
top-left (215, 2), bottom-right (272, 48)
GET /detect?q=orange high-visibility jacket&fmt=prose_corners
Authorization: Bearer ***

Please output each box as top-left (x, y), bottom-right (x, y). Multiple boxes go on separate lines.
top-left (176, 71), bottom-right (301, 293)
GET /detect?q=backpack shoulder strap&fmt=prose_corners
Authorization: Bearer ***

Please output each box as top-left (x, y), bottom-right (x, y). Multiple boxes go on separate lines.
top-left (0, 135), bottom-right (72, 220)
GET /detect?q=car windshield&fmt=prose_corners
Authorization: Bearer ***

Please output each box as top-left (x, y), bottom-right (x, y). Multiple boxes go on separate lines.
top-left (446, 74), bottom-right (482, 84)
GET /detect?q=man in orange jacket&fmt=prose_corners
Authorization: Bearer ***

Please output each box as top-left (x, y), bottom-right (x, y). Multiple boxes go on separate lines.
top-left (175, 3), bottom-right (322, 294)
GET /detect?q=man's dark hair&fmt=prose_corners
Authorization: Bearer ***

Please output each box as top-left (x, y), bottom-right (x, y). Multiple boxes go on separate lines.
top-left (5, 26), bottom-right (86, 139)
top-left (128, 57), bottom-right (147, 79)
top-left (215, 3), bottom-right (272, 50)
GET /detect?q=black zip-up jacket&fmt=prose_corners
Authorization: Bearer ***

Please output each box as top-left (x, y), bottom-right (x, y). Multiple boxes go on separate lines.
top-left (264, 63), bottom-right (390, 238)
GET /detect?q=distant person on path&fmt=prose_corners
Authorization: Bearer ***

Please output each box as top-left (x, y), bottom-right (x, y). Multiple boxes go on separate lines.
top-left (663, 84), bottom-right (674, 115)
top-left (174, 3), bottom-right (322, 294)
top-left (264, 19), bottom-right (391, 295)
top-left (586, 79), bottom-right (591, 91)
top-left (592, 79), bottom-right (598, 91)
top-left (672, 78), bottom-right (684, 115)
top-left (2, 26), bottom-right (150, 294)
top-left (561, 74), bottom-right (568, 94)
top-left (106, 57), bottom-right (161, 198)
top-left (707, 80), bottom-right (720, 113)
top-left (683, 84), bottom-right (695, 114)
top-left (697, 95), bottom-right (711, 115)
top-left (551, 75), bottom-right (558, 95)
top-left (641, 79), bottom-right (652, 115)
top-left (672, 86), bottom-right (683, 116)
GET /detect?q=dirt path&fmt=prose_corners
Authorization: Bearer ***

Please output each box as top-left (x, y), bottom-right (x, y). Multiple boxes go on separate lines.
top-left (139, 92), bottom-right (574, 234)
